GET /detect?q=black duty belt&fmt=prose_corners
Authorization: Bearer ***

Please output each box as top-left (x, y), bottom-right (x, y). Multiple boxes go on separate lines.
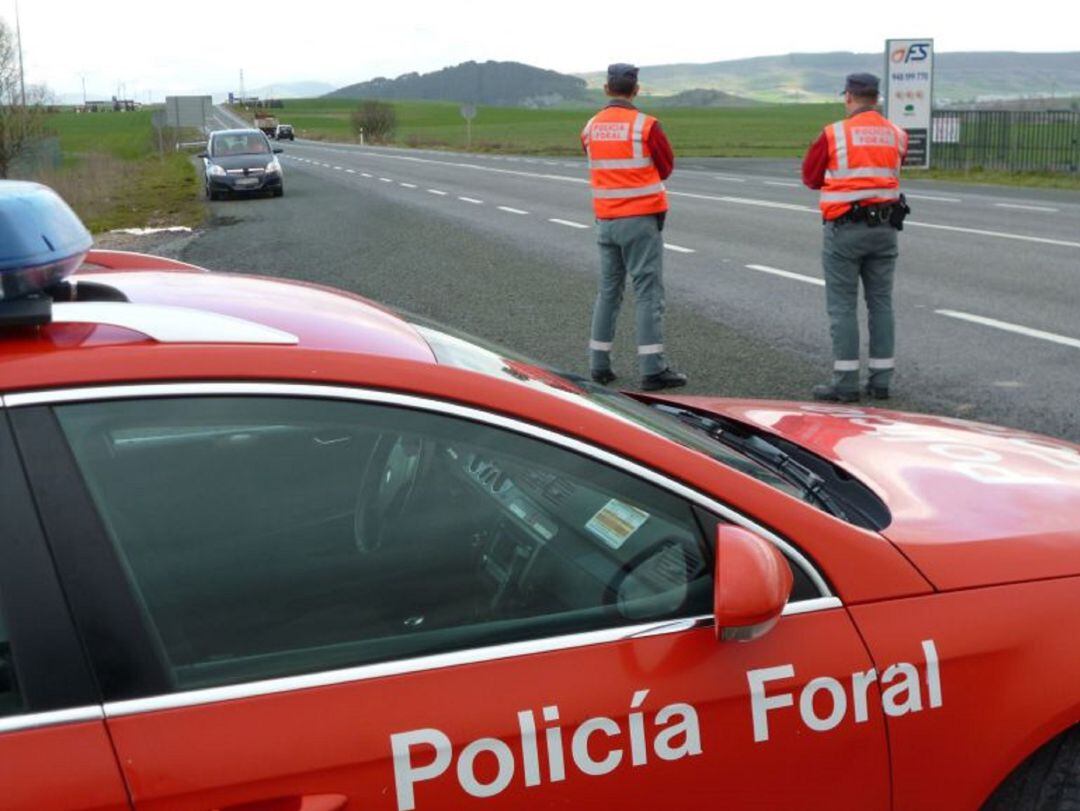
top-left (831, 202), bottom-right (896, 227)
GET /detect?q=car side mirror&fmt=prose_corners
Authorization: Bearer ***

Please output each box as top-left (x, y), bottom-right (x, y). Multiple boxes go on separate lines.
top-left (272, 146), bottom-right (283, 154)
top-left (714, 525), bottom-right (792, 642)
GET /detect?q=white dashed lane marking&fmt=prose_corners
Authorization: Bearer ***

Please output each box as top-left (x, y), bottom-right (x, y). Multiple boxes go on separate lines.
top-left (664, 244), bottom-right (696, 254)
top-left (936, 310), bottom-right (1080, 349)
top-left (764, 180), bottom-right (800, 188)
top-left (994, 202), bottom-right (1060, 213)
top-left (400, 183), bottom-right (418, 189)
top-left (427, 189), bottom-right (448, 196)
top-left (379, 177), bottom-right (393, 183)
top-left (549, 218), bottom-right (590, 229)
top-left (745, 263), bottom-right (825, 286)
top-left (497, 206), bottom-right (529, 215)
top-left (458, 196), bottom-right (484, 204)
top-left (905, 193), bottom-right (961, 203)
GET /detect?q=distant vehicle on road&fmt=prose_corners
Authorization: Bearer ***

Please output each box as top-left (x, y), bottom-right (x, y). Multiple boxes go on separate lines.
top-left (199, 129), bottom-right (284, 200)
top-left (253, 111), bottom-right (279, 137)
top-left (275, 124), bottom-right (295, 141)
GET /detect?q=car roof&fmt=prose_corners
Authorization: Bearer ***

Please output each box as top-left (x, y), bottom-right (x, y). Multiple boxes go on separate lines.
top-left (0, 251), bottom-right (436, 375)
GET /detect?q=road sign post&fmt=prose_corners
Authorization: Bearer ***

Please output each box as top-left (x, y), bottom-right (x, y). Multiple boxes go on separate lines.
top-left (460, 104), bottom-right (476, 150)
top-left (883, 39), bottom-right (934, 168)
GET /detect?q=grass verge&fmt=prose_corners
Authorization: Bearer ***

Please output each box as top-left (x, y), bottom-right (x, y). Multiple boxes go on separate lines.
top-left (232, 99), bottom-right (840, 157)
top-left (249, 99), bottom-right (1080, 187)
top-left (26, 110), bottom-right (205, 233)
top-left (905, 167), bottom-right (1080, 191)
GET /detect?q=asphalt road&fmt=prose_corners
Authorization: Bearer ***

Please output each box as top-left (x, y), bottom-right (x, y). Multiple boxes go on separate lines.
top-left (192, 107), bottom-right (1080, 441)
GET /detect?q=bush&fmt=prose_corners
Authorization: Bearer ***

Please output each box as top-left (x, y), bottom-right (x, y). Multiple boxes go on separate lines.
top-left (350, 101), bottom-right (396, 143)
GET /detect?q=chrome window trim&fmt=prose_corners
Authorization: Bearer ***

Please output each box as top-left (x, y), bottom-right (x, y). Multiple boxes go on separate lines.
top-left (0, 705), bottom-right (103, 735)
top-left (105, 600), bottom-right (843, 718)
top-left (2, 381), bottom-right (832, 596)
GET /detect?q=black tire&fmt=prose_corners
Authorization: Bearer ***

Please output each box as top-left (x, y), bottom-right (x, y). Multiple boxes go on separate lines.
top-left (983, 725), bottom-right (1080, 810)
top-left (273, 187), bottom-right (284, 198)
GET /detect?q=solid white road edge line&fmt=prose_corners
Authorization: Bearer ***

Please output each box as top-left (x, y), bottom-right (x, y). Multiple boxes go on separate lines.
top-left (935, 310), bottom-right (1080, 350)
top-left (745, 264), bottom-right (825, 286)
top-left (549, 218), bottom-right (590, 229)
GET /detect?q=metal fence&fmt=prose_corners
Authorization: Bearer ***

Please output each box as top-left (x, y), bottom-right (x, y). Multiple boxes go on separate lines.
top-left (930, 110), bottom-right (1080, 173)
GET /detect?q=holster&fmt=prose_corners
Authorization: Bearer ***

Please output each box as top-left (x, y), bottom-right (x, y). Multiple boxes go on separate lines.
top-left (888, 194), bottom-right (911, 231)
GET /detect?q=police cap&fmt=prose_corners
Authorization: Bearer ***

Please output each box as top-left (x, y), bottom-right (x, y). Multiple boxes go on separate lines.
top-left (842, 72), bottom-right (880, 96)
top-left (607, 63), bottom-right (640, 84)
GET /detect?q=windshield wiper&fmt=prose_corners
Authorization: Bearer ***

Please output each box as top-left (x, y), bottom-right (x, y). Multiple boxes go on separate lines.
top-left (652, 404), bottom-right (851, 520)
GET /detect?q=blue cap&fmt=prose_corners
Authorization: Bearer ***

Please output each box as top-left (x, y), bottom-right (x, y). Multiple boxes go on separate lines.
top-left (843, 73), bottom-right (880, 96)
top-left (0, 181), bottom-right (92, 300)
top-left (607, 63), bottom-right (640, 84)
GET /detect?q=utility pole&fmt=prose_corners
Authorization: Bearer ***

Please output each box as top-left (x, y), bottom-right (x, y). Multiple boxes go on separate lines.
top-left (14, 0), bottom-right (26, 106)
top-left (239, 68), bottom-right (245, 105)
top-left (80, 74), bottom-right (87, 106)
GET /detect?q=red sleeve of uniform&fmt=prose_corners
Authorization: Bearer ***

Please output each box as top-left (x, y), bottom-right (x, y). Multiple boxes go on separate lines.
top-left (648, 122), bottom-right (675, 180)
top-left (802, 131), bottom-right (829, 190)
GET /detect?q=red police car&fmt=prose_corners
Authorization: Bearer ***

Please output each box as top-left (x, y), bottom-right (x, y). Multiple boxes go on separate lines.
top-left (2, 181), bottom-right (1079, 811)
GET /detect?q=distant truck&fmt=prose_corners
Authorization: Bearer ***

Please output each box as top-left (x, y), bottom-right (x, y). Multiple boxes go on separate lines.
top-left (253, 112), bottom-right (279, 137)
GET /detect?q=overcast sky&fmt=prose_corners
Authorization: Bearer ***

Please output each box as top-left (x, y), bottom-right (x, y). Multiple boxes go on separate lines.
top-left (7, 0), bottom-right (1078, 100)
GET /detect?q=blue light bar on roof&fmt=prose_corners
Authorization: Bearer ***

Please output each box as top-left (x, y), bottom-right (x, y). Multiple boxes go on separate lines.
top-left (0, 181), bottom-right (92, 301)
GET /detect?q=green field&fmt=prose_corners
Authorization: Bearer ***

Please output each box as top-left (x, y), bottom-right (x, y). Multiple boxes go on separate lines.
top-left (236, 98), bottom-right (843, 157)
top-left (30, 109), bottom-right (203, 232)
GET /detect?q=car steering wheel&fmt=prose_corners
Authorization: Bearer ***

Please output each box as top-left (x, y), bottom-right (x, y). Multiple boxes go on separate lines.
top-left (354, 433), bottom-right (428, 553)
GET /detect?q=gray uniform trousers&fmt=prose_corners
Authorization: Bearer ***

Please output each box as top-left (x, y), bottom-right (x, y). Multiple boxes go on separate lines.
top-left (822, 219), bottom-right (899, 392)
top-left (589, 214), bottom-right (667, 377)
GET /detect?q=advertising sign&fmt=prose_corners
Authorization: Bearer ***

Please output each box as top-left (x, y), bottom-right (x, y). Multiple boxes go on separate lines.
top-left (164, 95), bottom-right (213, 130)
top-left (883, 39), bottom-right (934, 168)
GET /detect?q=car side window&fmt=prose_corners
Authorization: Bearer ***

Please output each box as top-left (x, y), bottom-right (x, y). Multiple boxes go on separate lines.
top-left (0, 609), bottom-right (24, 718)
top-left (55, 396), bottom-right (714, 691)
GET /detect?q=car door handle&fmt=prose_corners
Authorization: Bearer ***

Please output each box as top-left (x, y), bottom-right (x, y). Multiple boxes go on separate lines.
top-left (214, 794), bottom-right (348, 811)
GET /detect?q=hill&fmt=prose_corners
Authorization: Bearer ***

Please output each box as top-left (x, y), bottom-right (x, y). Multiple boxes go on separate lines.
top-left (327, 61), bottom-right (589, 107)
top-left (647, 88), bottom-right (763, 107)
top-left (577, 51), bottom-right (1080, 104)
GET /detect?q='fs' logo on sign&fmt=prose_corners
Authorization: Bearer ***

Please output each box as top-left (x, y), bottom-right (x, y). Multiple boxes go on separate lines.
top-left (892, 43), bottom-right (930, 63)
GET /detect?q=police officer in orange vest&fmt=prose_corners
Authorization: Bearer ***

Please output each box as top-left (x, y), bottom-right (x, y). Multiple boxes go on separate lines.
top-left (583, 63), bottom-right (687, 391)
top-left (802, 72), bottom-right (909, 402)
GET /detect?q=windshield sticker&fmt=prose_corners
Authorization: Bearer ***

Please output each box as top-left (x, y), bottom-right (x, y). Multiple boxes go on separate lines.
top-left (586, 499), bottom-right (649, 549)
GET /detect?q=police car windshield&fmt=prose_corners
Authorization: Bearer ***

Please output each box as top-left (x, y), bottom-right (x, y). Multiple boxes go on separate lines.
top-left (410, 319), bottom-right (802, 500)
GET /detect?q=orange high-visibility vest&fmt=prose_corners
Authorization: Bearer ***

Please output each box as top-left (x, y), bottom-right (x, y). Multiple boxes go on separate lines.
top-left (819, 110), bottom-right (908, 221)
top-left (582, 106), bottom-right (668, 219)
